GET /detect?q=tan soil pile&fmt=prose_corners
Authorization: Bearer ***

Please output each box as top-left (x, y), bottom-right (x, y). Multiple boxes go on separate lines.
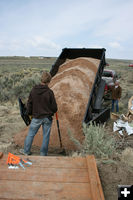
top-left (14, 57), bottom-right (100, 150)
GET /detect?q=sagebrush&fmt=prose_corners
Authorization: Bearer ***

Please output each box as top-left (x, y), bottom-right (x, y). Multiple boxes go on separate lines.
top-left (0, 70), bottom-right (41, 103)
top-left (68, 123), bottom-right (117, 158)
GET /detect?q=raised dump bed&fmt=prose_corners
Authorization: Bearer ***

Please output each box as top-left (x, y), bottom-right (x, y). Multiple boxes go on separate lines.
top-left (0, 153), bottom-right (105, 200)
top-left (50, 48), bottom-right (110, 125)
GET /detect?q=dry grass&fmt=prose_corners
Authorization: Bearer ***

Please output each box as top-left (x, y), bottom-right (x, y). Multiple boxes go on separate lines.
top-left (0, 103), bottom-right (25, 152)
top-left (121, 147), bottom-right (133, 167)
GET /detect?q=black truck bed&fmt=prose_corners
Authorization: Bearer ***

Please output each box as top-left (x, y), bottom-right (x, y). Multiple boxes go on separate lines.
top-left (50, 48), bottom-right (110, 125)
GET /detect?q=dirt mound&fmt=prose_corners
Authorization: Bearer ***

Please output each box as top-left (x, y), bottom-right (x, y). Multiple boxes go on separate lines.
top-left (14, 57), bottom-right (100, 150)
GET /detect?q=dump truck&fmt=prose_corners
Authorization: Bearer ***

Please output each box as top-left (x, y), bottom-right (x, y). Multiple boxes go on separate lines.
top-left (16, 48), bottom-right (110, 151)
top-left (50, 48), bottom-right (110, 125)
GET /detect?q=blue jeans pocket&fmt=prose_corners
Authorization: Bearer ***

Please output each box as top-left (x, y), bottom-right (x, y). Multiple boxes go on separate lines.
top-left (43, 118), bottom-right (52, 125)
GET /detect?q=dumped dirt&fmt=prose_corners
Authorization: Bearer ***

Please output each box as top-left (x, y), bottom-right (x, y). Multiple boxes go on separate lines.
top-left (14, 57), bottom-right (100, 150)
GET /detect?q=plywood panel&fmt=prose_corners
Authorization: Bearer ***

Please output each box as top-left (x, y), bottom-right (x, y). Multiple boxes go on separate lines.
top-left (0, 154), bottom-right (104, 200)
top-left (0, 181), bottom-right (91, 200)
top-left (0, 168), bottom-right (88, 183)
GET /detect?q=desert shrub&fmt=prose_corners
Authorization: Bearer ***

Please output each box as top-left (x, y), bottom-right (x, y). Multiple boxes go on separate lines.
top-left (0, 71), bottom-right (41, 103)
top-left (68, 123), bottom-right (117, 158)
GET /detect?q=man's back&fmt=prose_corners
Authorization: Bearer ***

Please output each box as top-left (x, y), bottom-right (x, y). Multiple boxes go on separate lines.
top-left (27, 84), bottom-right (57, 119)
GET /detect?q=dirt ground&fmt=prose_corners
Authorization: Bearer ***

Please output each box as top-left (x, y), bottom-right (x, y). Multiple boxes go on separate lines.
top-left (0, 57), bottom-right (133, 200)
top-left (98, 157), bottom-right (133, 200)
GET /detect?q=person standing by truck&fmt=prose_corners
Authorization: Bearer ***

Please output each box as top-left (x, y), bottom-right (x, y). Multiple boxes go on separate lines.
top-left (111, 80), bottom-right (122, 113)
top-left (20, 71), bottom-right (57, 156)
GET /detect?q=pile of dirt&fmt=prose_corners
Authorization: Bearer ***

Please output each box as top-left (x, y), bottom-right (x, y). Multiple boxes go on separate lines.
top-left (14, 57), bottom-right (100, 150)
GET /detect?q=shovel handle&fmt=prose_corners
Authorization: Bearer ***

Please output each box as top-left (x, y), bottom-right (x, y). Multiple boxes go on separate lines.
top-left (55, 112), bottom-right (62, 148)
top-left (55, 112), bottom-right (58, 120)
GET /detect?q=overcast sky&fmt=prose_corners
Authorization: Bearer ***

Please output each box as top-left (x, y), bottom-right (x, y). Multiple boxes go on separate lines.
top-left (0, 0), bottom-right (133, 59)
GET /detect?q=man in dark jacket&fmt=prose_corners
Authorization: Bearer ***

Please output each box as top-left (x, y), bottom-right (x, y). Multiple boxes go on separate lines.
top-left (111, 80), bottom-right (122, 112)
top-left (20, 71), bottom-right (57, 156)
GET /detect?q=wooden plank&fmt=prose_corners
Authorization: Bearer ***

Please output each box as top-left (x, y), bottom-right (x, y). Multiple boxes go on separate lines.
top-left (86, 155), bottom-right (105, 200)
top-left (0, 199), bottom-right (32, 200)
top-left (0, 199), bottom-right (33, 200)
top-left (1, 155), bottom-right (87, 169)
top-left (0, 168), bottom-right (89, 183)
top-left (0, 181), bottom-right (92, 200)
top-left (0, 154), bottom-right (105, 200)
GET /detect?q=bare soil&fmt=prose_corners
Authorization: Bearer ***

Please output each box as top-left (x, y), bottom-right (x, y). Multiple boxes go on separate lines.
top-left (98, 159), bottom-right (133, 200)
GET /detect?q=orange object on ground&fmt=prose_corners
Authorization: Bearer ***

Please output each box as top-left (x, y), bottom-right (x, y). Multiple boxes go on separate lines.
top-left (0, 154), bottom-right (104, 200)
top-left (6, 152), bottom-right (32, 168)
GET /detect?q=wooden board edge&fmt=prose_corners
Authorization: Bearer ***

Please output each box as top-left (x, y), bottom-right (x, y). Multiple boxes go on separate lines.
top-left (86, 155), bottom-right (105, 200)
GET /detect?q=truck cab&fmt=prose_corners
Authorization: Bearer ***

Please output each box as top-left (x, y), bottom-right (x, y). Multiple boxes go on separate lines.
top-left (102, 69), bottom-right (117, 87)
top-left (102, 69), bottom-right (117, 99)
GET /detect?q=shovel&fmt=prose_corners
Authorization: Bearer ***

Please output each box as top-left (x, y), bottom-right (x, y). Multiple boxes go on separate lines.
top-left (55, 112), bottom-right (62, 148)
top-left (55, 112), bottom-right (66, 155)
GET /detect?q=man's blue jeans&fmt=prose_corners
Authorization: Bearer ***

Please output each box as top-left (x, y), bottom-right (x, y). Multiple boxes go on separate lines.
top-left (24, 117), bottom-right (52, 156)
top-left (112, 99), bottom-right (119, 112)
